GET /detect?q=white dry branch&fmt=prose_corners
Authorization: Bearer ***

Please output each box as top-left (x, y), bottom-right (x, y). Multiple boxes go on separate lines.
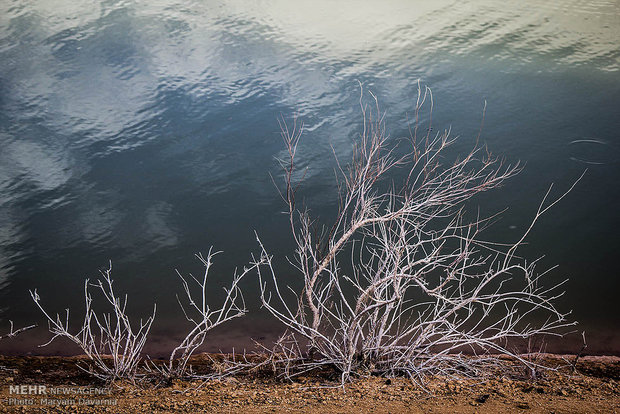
top-left (148, 248), bottom-right (265, 380)
top-left (0, 321), bottom-right (36, 340)
top-left (256, 83), bottom-right (583, 385)
top-left (30, 264), bottom-right (156, 382)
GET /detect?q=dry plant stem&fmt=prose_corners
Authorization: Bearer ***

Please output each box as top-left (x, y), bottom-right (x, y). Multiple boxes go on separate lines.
top-left (570, 331), bottom-right (588, 374)
top-left (0, 321), bottom-right (36, 340)
top-left (30, 264), bottom-right (156, 382)
top-left (150, 249), bottom-right (264, 380)
top-left (257, 83), bottom-right (582, 385)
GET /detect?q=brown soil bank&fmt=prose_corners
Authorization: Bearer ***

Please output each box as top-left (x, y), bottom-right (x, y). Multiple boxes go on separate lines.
top-left (0, 354), bottom-right (618, 413)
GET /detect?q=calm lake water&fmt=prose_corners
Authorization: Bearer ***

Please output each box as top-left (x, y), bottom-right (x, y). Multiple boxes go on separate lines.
top-left (1, 0), bottom-right (619, 355)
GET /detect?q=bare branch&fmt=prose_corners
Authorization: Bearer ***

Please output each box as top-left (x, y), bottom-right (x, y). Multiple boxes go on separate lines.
top-left (30, 263), bottom-right (156, 382)
top-left (147, 249), bottom-right (265, 380)
top-left (0, 321), bottom-right (36, 340)
top-left (257, 85), bottom-right (580, 385)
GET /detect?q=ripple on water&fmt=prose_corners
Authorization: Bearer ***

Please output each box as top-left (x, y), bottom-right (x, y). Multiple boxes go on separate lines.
top-left (569, 139), bottom-right (618, 166)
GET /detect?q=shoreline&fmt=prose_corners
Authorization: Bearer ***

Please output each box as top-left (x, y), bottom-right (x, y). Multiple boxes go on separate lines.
top-left (0, 353), bottom-right (618, 413)
top-left (1, 327), bottom-right (619, 358)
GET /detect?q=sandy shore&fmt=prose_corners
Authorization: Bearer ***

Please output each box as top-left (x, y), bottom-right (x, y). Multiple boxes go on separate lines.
top-left (0, 353), bottom-right (618, 413)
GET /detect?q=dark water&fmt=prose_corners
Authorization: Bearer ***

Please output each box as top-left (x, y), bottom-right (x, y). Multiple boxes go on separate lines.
top-left (1, 0), bottom-right (619, 355)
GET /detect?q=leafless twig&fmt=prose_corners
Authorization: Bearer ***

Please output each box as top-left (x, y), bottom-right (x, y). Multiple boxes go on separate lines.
top-left (0, 321), bottom-right (36, 340)
top-left (571, 331), bottom-right (588, 374)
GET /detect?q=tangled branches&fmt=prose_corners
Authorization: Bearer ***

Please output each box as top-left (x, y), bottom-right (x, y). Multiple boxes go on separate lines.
top-left (31, 264), bottom-right (156, 382)
top-left (257, 84), bottom-right (581, 385)
top-left (148, 249), bottom-right (265, 380)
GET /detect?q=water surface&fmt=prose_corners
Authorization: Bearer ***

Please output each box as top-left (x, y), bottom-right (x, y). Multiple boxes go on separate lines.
top-left (1, 0), bottom-right (619, 355)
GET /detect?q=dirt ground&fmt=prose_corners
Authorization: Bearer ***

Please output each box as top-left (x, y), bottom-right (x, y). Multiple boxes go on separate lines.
top-left (0, 353), bottom-right (618, 413)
